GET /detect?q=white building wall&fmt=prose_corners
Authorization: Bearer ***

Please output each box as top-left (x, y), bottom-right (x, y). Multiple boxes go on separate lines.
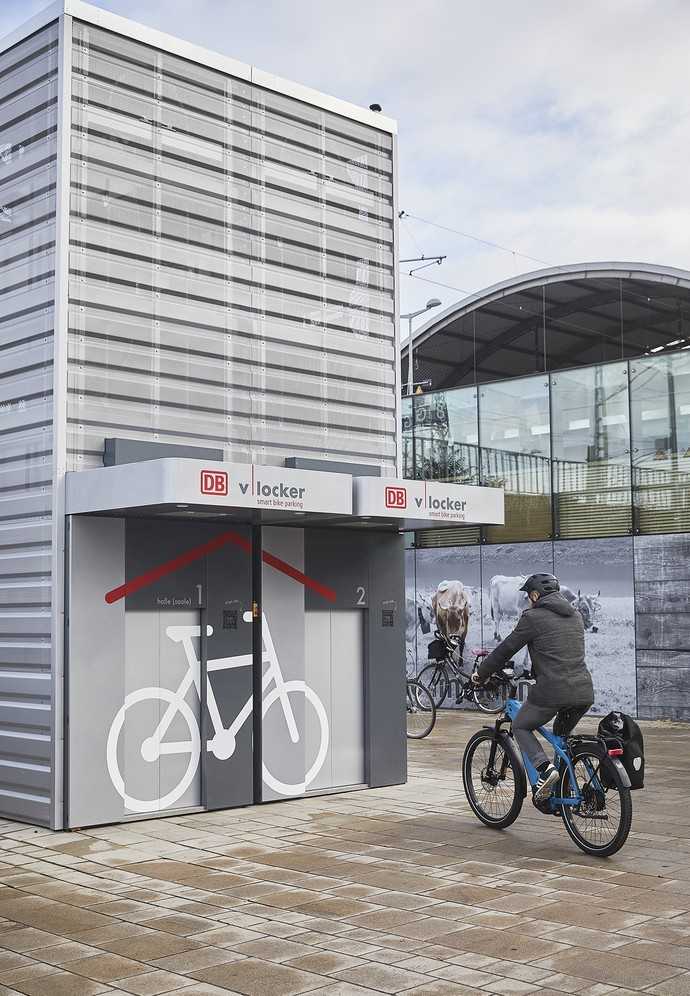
top-left (0, 21), bottom-right (60, 825)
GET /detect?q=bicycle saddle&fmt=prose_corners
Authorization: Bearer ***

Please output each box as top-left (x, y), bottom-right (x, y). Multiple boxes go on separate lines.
top-left (473, 649), bottom-right (490, 658)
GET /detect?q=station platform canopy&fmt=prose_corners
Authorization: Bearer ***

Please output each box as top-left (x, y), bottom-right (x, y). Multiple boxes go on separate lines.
top-left (402, 262), bottom-right (690, 392)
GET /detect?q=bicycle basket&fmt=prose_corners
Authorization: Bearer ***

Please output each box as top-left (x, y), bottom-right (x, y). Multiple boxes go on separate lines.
top-left (427, 638), bottom-right (447, 661)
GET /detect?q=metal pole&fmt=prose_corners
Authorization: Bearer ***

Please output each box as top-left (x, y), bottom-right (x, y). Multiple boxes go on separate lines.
top-left (251, 524), bottom-right (263, 804)
top-left (406, 315), bottom-right (413, 398)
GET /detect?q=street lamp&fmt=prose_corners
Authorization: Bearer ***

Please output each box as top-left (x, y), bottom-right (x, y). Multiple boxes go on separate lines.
top-left (402, 298), bottom-right (442, 396)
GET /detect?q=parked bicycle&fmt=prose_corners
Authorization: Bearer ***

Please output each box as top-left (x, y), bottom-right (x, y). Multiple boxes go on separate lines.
top-left (418, 632), bottom-right (510, 713)
top-left (406, 678), bottom-right (436, 739)
top-left (462, 666), bottom-right (633, 856)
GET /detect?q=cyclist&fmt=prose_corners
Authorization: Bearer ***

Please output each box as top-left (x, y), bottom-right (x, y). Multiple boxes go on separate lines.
top-left (472, 573), bottom-right (594, 801)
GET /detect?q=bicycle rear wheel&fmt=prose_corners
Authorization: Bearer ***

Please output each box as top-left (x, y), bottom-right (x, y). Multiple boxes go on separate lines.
top-left (417, 663), bottom-right (450, 707)
top-left (559, 751), bottom-right (632, 857)
top-left (406, 680), bottom-right (436, 739)
top-left (462, 729), bottom-right (524, 828)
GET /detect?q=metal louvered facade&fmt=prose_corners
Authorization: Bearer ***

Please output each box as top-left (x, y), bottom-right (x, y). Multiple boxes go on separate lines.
top-left (0, 0), bottom-right (399, 828)
top-left (66, 20), bottom-right (397, 472)
top-left (0, 20), bottom-right (59, 825)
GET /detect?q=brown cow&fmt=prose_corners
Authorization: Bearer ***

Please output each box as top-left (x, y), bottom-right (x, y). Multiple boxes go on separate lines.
top-left (432, 580), bottom-right (470, 651)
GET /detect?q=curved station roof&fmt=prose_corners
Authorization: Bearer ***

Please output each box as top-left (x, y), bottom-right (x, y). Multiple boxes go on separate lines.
top-left (402, 262), bottom-right (690, 392)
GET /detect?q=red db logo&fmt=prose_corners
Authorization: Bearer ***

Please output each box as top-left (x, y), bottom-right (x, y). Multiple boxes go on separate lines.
top-left (200, 470), bottom-right (228, 496)
top-left (385, 486), bottom-right (407, 509)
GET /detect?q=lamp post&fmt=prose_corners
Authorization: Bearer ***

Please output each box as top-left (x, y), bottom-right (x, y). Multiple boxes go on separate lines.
top-left (402, 298), bottom-right (442, 397)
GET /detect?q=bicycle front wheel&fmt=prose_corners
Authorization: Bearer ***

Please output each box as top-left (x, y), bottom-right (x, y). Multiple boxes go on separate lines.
top-left (559, 751), bottom-right (632, 857)
top-left (462, 729), bottom-right (524, 828)
top-left (406, 680), bottom-right (436, 739)
top-left (417, 663), bottom-right (450, 707)
top-left (473, 680), bottom-right (509, 714)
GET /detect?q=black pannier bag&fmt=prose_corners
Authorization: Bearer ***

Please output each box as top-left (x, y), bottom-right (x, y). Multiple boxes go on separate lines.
top-left (427, 638), bottom-right (446, 661)
top-left (598, 711), bottom-right (645, 789)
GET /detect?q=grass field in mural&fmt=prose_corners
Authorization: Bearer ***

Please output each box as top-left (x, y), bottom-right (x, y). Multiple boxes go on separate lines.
top-left (406, 538), bottom-right (637, 715)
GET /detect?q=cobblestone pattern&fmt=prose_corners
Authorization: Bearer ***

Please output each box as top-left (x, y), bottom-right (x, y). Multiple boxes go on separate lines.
top-left (0, 712), bottom-right (687, 995)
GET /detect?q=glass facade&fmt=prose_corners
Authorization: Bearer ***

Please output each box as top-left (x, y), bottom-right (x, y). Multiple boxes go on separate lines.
top-left (403, 351), bottom-right (690, 540)
top-left (551, 362), bottom-right (631, 538)
top-left (479, 376), bottom-right (551, 543)
top-left (630, 353), bottom-right (690, 534)
top-left (404, 280), bottom-right (690, 723)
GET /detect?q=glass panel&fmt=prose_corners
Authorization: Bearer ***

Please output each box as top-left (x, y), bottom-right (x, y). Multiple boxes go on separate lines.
top-left (551, 362), bottom-right (631, 538)
top-left (412, 388), bottom-right (479, 483)
top-left (630, 352), bottom-right (690, 533)
top-left (479, 375), bottom-right (551, 542)
top-left (402, 396), bottom-right (413, 478)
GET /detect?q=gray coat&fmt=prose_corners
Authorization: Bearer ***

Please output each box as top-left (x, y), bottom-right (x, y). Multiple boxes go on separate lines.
top-left (477, 592), bottom-right (594, 709)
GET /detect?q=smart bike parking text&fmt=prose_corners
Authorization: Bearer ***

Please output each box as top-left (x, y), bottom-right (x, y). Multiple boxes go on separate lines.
top-left (255, 480), bottom-right (306, 509)
top-left (427, 495), bottom-right (467, 521)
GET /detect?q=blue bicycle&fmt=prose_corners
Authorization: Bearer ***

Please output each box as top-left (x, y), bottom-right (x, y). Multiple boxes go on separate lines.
top-left (462, 668), bottom-right (632, 856)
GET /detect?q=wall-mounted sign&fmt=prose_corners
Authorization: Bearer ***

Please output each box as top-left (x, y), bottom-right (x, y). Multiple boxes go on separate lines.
top-left (66, 458), bottom-right (352, 517)
top-left (353, 476), bottom-right (504, 526)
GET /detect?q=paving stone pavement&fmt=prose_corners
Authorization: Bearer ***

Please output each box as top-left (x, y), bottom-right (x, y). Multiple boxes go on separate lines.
top-left (0, 711), bottom-right (688, 995)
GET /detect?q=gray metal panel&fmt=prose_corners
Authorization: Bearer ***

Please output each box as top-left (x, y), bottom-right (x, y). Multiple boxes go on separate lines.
top-left (261, 526), bottom-right (306, 802)
top-left (104, 437), bottom-right (223, 467)
top-left (66, 515), bottom-right (125, 826)
top-left (67, 19), bottom-right (398, 475)
top-left (304, 529), bottom-right (406, 789)
top-left (0, 21), bottom-right (59, 827)
top-left (285, 457), bottom-right (382, 477)
top-left (330, 610), bottom-right (364, 787)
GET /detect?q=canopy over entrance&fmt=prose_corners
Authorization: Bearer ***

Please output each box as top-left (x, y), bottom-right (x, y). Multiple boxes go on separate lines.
top-left (65, 457), bottom-right (505, 532)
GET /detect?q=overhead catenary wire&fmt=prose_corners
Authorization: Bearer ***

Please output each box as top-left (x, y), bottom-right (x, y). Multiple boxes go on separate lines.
top-left (399, 210), bottom-right (550, 267)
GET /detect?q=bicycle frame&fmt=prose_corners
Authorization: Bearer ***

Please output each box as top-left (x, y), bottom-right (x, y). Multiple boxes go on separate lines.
top-left (501, 697), bottom-right (585, 810)
top-left (162, 612), bottom-right (300, 759)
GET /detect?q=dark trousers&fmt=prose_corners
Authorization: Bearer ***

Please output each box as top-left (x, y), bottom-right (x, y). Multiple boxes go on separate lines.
top-left (513, 702), bottom-right (590, 769)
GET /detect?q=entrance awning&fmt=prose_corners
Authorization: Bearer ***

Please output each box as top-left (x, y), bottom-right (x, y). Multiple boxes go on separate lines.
top-left (65, 458), bottom-right (504, 531)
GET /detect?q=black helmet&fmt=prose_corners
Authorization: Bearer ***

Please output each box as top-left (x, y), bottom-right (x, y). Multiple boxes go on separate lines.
top-left (520, 573), bottom-right (560, 596)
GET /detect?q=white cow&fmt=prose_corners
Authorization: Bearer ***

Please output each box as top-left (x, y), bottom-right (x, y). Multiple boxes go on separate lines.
top-left (489, 576), bottom-right (595, 641)
top-left (489, 575), bottom-right (530, 641)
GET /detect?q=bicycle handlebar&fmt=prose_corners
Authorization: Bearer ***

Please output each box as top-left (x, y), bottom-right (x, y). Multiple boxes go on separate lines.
top-left (165, 624), bottom-right (213, 642)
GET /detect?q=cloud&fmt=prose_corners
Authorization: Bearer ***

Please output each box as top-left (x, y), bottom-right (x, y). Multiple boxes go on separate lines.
top-left (4, 0), bottom-right (690, 321)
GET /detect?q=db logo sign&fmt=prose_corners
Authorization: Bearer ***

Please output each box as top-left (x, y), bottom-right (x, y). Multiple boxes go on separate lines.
top-left (385, 486), bottom-right (407, 509)
top-left (200, 470), bottom-right (228, 496)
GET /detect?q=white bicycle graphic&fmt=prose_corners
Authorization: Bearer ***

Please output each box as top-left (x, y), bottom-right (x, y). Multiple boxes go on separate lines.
top-left (106, 611), bottom-right (329, 813)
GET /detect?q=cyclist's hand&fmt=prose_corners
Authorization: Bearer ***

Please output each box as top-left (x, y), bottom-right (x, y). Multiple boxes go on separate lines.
top-left (471, 672), bottom-right (482, 686)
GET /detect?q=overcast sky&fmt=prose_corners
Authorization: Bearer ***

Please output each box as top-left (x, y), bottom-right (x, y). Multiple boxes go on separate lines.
top-left (4, 0), bottom-right (690, 327)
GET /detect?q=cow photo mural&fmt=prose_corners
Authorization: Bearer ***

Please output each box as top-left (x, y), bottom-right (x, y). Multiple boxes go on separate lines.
top-left (406, 546), bottom-right (482, 706)
top-left (406, 538), bottom-right (636, 715)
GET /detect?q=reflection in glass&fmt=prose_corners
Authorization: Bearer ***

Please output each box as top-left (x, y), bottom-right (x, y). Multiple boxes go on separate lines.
top-left (411, 388), bottom-right (479, 484)
top-left (551, 362), bottom-right (631, 538)
top-left (630, 353), bottom-right (690, 533)
top-left (402, 397), bottom-right (413, 478)
top-left (479, 376), bottom-right (551, 542)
